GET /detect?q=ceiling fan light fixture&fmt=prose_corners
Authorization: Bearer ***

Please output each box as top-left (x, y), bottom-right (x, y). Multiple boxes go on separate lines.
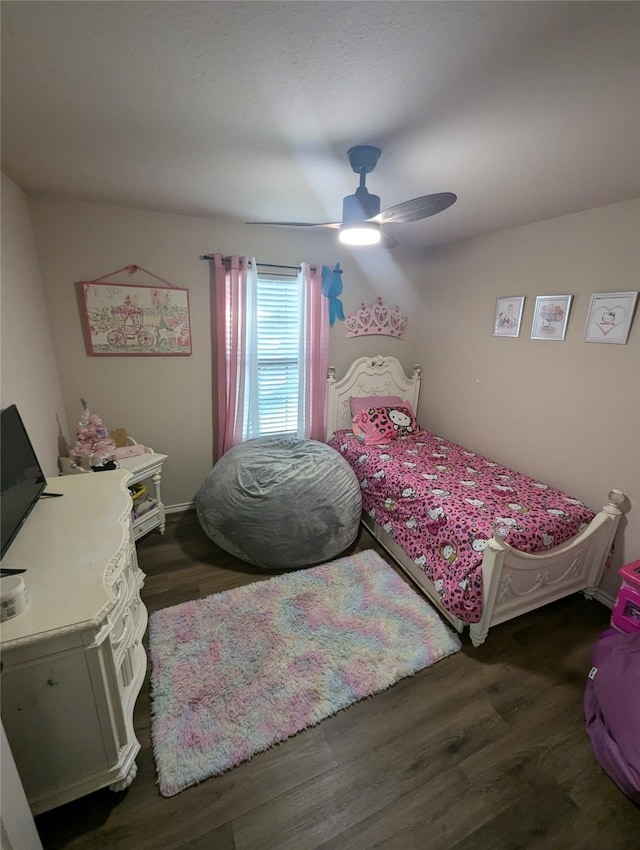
top-left (249, 145), bottom-right (455, 250)
top-left (338, 221), bottom-right (381, 246)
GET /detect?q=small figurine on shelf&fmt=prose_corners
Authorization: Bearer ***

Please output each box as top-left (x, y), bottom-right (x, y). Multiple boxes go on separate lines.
top-left (70, 398), bottom-right (118, 472)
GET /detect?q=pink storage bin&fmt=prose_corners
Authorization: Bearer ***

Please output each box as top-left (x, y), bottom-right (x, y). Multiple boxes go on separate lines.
top-left (618, 559), bottom-right (640, 592)
top-left (611, 560), bottom-right (640, 634)
top-left (611, 588), bottom-right (640, 634)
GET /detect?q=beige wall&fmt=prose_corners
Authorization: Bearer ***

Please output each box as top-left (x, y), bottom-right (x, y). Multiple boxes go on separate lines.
top-left (26, 196), bottom-right (418, 508)
top-left (404, 199), bottom-right (640, 598)
top-left (0, 174), bottom-right (68, 477)
top-left (7, 185), bottom-right (637, 597)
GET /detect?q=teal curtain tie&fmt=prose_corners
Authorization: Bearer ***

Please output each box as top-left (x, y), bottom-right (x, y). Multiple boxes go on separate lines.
top-left (321, 263), bottom-right (345, 327)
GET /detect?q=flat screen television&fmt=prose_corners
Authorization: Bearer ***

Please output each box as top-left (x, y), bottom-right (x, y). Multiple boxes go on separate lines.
top-left (1, 404), bottom-right (48, 558)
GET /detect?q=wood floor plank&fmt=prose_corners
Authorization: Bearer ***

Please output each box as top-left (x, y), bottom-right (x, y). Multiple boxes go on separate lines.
top-left (36, 727), bottom-right (338, 850)
top-left (315, 758), bottom-right (570, 850)
top-left (33, 513), bottom-right (640, 850)
top-left (175, 821), bottom-right (236, 850)
top-left (321, 674), bottom-right (508, 764)
top-left (565, 765), bottom-right (640, 836)
top-left (447, 782), bottom-right (578, 850)
top-left (232, 699), bottom-right (508, 850)
top-left (314, 763), bottom-right (471, 850)
top-left (459, 684), bottom-right (590, 784)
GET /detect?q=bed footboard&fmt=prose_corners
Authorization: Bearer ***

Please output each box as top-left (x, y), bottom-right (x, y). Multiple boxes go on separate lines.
top-left (469, 489), bottom-right (625, 646)
top-left (361, 490), bottom-right (624, 647)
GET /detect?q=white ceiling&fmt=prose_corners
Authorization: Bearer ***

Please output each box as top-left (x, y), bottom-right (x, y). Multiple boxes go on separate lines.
top-left (2, 1), bottom-right (639, 249)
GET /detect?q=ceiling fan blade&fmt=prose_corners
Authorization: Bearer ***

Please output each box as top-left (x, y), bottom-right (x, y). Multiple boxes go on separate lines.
top-left (372, 192), bottom-right (457, 224)
top-left (245, 220), bottom-right (341, 229)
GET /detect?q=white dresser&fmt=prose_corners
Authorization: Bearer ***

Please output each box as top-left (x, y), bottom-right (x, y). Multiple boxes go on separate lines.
top-left (0, 470), bottom-right (148, 814)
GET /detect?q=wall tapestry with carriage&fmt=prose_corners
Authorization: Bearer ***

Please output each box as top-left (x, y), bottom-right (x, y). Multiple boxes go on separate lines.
top-left (78, 265), bottom-right (192, 356)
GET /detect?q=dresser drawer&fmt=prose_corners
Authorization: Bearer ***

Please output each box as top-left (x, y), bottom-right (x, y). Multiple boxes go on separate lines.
top-left (132, 508), bottom-right (160, 541)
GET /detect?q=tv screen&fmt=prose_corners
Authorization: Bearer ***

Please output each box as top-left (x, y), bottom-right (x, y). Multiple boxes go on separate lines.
top-left (1, 404), bottom-right (48, 558)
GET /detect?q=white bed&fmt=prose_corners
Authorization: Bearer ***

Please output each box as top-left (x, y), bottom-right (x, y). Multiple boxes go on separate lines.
top-left (326, 355), bottom-right (624, 646)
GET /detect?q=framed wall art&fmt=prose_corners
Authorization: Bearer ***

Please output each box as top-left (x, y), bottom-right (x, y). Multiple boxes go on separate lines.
top-left (530, 294), bottom-right (572, 341)
top-left (78, 265), bottom-right (192, 356)
top-left (493, 296), bottom-right (525, 337)
top-left (583, 291), bottom-right (638, 345)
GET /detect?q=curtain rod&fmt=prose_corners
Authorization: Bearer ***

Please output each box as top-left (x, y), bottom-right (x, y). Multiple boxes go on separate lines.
top-left (200, 254), bottom-right (342, 277)
top-left (200, 255), bottom-right (303, 271)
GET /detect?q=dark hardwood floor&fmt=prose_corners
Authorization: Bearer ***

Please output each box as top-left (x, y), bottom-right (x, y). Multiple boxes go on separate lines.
top-left (35, 512), bottom-right (639, 849)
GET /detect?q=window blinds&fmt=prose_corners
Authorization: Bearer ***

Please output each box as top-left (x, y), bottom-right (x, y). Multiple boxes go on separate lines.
top-left (254, 278), bottom-right (302, 436)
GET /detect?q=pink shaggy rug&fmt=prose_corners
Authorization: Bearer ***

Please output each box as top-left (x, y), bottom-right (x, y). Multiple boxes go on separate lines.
top-left (148, 549), bottom-right (461, 797)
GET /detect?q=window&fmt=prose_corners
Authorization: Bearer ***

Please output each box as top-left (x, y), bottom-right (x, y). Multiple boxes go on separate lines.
top-left (213, 255), bottom-right (327, 456)
top-left (243, 277), bottom-right (304, 440)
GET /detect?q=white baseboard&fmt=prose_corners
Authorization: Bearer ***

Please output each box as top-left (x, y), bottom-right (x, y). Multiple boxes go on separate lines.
top-left (592, 588), bottom-right (615, 610)
top-left (164, 502), bottom-right (195, 515)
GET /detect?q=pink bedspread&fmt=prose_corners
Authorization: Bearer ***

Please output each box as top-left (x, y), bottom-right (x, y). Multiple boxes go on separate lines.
top-left (328, 430), bottom-right (595, 623)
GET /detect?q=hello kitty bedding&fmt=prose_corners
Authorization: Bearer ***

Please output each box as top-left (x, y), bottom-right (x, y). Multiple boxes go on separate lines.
top-left (328, 429), bottom-right (595, 624)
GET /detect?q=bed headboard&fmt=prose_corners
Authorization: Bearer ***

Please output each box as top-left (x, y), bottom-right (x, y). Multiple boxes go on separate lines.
top-left (325, 355), bottom-right (422, 440)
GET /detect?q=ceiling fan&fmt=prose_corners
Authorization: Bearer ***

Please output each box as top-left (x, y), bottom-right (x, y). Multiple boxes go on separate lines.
top-left (245, 145), bottom-right (457, 248)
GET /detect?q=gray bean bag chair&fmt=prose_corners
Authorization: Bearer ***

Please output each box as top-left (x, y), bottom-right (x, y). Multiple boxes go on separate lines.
top-left (196, 436), bottom-right (362, 569)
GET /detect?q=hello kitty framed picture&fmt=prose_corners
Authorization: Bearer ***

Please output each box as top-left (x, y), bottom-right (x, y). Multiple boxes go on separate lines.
top-left (493, 296), bottom-right (525, 337)
top-left (584, 291), bottom-right (638, 344)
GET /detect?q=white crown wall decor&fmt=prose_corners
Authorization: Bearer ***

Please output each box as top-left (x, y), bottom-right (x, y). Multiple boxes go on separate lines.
top-left (344, 297), bottom-right (408, 339)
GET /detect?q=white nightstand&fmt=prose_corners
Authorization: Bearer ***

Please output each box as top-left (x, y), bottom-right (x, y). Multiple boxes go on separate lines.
top-left (60, 442), bottom-right (168, 542)
top-left (116, 445), bottom-right (168, 541)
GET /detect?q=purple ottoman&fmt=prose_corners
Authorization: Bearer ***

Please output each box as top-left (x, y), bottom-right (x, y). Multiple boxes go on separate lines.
top-left (584, 630), bottom-right (640, 805)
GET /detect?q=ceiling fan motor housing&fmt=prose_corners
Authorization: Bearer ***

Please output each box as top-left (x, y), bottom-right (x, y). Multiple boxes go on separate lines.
top-left (342, 188), bottom-right (381, 223)
top-left (347, 145), bottom-right (381, 175)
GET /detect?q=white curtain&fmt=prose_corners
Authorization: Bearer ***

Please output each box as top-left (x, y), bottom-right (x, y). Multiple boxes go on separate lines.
top-left (240, 263), bottom-right (261, 442)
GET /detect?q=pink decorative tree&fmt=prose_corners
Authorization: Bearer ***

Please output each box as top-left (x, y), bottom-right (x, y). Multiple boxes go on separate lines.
top-left (71, 398), bottom-right (116, 468)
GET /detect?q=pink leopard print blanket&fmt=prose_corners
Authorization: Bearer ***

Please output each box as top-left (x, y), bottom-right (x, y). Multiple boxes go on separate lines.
top-left (328, 430), bottom-right (595, 623)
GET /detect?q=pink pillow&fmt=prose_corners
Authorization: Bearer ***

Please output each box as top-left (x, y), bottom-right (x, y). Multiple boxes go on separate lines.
top-left (349, 395), bottom-right (403, 417)
top-left (352, 406), bottom-right (398, 444)
top-left (352, 404), bottom-right (420, 444)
